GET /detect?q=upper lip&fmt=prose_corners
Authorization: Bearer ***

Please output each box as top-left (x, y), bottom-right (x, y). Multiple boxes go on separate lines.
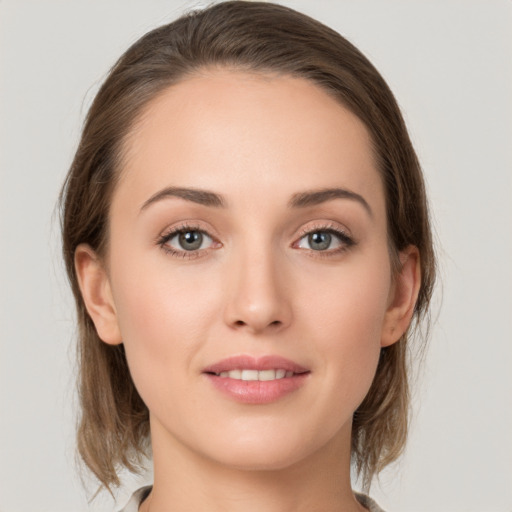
top-left (203, 355), bottom-right (309, 375)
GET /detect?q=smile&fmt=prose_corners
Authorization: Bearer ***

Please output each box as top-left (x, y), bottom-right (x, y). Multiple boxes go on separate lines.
top-left (203, 355), bottom-right (310, 404)
top-left (215, 369), bottom-right (295, 380)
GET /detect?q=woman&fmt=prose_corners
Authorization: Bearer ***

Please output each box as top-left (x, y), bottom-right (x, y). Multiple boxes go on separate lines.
top-left (60, 2), bottom-right (435, 511)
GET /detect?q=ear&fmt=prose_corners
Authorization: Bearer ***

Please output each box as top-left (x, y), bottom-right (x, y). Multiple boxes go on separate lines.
top-left (381, 245), bottom-right (421, 347)
top-left (74, 244), bottom-right (122, 345)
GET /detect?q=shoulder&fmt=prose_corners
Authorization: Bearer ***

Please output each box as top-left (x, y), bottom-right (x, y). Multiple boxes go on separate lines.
top-left (117, 486), bottom-right (152, 512)
top-left (355, 492), bottom-right (387, 512)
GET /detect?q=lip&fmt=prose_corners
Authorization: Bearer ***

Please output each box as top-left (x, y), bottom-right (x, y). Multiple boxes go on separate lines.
top-left (203, 355), bottom-right (309, 374)
top-left (202, 355), bottom-right (310, 404)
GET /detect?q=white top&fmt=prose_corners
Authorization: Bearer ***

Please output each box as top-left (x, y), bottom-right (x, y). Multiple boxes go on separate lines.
top-left (117, 486), bottom-right (386, 512)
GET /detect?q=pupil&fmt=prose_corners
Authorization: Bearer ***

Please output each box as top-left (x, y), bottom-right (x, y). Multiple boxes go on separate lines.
top-left (179, 231), bottom-right (202, 250)
top-left (309, 232), bottom-right (331, 251)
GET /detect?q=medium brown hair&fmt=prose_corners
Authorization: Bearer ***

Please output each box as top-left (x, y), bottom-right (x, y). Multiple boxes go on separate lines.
top-left (60, 0), bottom-right (435, 493)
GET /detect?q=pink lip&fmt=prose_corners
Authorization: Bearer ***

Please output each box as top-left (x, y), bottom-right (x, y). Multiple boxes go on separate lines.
top-left (202, 355), bottom-right (310, 405)
top-left (203, 355), bottom-right (309, 374)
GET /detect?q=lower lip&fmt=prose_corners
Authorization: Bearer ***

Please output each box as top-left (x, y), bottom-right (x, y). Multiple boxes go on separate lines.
top-left (205, 373), bottom-right (310, 404)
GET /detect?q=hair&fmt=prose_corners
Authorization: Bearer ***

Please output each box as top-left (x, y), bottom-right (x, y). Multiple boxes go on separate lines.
top-left (60, 0), bottom-right (435, 494)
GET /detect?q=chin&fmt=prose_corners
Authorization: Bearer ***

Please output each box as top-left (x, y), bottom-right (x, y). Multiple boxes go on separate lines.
top-left (198, 420), bottom-right (345, 473)
top-left (209, 445), bottom-right (309, 472)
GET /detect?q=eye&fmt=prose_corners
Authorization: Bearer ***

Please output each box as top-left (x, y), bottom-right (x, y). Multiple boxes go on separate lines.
top-left (157, 225), bottom-right (219, 257)
top-left (167, 229), bottom-right (213, 251)
top-left (295, 228), bottom-right (354, 252)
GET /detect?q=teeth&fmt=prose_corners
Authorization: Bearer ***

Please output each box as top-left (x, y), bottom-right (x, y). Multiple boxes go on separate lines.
top-left (241, 369), bottom-right (259, 381)
top-left (216, 369), bottom-right (293, 381)
top-left (258, 369), bottom-right (276, 381)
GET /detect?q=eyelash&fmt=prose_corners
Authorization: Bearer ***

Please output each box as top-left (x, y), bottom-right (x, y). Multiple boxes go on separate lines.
top-left (156, 223), bottom-right (219, 260)
top-left (293, 223), bottom-right (356, 257)
top-left (156, 222), bottom-right (355, 259)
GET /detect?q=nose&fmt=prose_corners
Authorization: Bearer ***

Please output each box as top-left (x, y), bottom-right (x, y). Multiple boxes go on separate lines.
top-left (223, 246), bottom-right (293, 335)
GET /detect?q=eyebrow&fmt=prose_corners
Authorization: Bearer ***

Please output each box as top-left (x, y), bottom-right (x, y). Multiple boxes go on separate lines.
top-left (140, 186), bottom-right (226, 211)
top-left (289, 188), bottom-right (373, 217)
top-left (140, 185), bottom-right (372, 216)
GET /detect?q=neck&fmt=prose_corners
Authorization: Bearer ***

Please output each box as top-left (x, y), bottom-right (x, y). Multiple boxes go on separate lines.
top-left (141, 417), bottom-right (366, 512)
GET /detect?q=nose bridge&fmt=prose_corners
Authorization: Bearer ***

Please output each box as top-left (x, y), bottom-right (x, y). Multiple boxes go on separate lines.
top-left (224, 235), bottom-right (291, 333)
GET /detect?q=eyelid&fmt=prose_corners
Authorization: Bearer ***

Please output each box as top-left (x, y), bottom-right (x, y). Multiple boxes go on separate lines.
top-left (294, 221), bottom-right (353, 240)
top-left (156, 220), bottom-right (219, 242)
top-left (292, 221), bottom-right (356, 253)
top-left (156, 221), bottom-right (222, 258)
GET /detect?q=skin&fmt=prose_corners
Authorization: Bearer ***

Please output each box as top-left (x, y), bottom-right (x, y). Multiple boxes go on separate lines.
top-left (76, 70), bottom-right (420, 512)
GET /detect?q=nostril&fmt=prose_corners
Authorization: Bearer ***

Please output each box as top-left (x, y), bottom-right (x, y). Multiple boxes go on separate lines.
top-left (232, 319), bottom-right (282, 329)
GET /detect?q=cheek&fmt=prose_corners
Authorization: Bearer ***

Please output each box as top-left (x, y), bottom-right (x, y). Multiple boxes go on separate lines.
top-left (108, 255), bottom-right (224, 403)
top-left (298, 251), bottom-right (391, 347)
top-left (112, 248), bottom-right (222, 335)
top-left (295, 253), bottom-right (391, 400)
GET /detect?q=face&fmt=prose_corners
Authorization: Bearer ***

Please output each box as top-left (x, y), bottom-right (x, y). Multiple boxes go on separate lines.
top-left (79, 70), bottom-right (414, 472)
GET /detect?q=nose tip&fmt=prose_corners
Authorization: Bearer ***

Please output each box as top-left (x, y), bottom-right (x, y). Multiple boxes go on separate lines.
top-left (223, 256), bottom-right (292, 334)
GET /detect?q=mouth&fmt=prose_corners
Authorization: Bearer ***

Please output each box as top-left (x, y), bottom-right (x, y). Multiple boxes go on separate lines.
top-left (202, 355), bottom-right (310, 404)
top-left (209, 369), bottom-right (298, 380)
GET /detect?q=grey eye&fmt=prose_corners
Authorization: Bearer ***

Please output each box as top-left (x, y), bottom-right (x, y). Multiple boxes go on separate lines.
top-left (296, 230), bottom-right (344, 251)
top-left (168, 230), bottom-right (213, 251)
top-left (308, 232), bottom-right (332, 251)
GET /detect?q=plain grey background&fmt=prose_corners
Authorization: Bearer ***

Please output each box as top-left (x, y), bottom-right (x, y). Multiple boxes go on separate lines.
top-left (1, 1), bottom-right (511, 511)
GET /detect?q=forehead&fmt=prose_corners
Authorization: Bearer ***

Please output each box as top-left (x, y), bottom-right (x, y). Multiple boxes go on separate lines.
top-left (115, 69), bottom-right (385, 216)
